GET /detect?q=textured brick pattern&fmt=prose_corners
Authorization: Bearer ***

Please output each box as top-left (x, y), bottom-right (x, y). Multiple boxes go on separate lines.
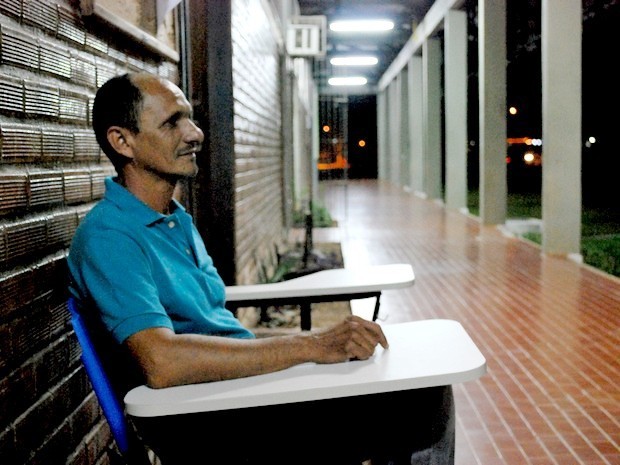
top-left (0, 1), bottom-right (178, 463)
top-left (231, 0), bottom-right (285, 285)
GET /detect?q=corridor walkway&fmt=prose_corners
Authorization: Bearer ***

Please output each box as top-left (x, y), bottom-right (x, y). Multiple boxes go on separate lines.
top-left (313, 180), bottom-right (619, 465)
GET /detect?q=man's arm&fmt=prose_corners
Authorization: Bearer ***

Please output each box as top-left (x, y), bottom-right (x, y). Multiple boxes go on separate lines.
top-left (125, 315), bottom-right (389, 388)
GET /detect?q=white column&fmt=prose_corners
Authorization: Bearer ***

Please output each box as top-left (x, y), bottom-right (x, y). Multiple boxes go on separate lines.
top-left (377, 89), bottom-right (388, 181)
top-left (408, 55), bottom-right (425, 196)
top-left (311, 85), bottom-right (319, 208)
top-left (384, 83), bottom-right (394, 182)
top-left (541, 0), bottom-right (582, 257)
top-left (423, 37), bottom-right (443, 200)
top-left (400, 67), bottom-right (411, 190)
top-left (478, 0), bottom-right (507, 224)
top-left (389, 77), bottom-right (402, 185)
top-left (444, 9), bottom-right (468, 211)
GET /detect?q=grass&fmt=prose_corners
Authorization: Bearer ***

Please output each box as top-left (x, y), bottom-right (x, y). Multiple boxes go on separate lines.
top-left (467, 191), bottom-right (620, 278)
top-left (292, 201), bottom-right (334, 228)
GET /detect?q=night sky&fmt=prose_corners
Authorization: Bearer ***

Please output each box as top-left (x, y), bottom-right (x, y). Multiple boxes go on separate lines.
top-left (339, 1), bottom-right (618, 207)
top-left (347, 95), bottom-right (378, 179)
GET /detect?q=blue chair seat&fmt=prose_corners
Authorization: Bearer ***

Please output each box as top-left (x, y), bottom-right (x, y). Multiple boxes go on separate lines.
top-left (68, 297), bottom-right (152, 464)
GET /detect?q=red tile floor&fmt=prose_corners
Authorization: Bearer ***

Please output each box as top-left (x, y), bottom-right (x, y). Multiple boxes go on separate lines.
top-left (311, 179), bottom-right (619, 465)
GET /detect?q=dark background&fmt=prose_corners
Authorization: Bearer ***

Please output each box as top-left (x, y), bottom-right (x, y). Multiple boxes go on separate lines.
top-left (338, 1), bottom-right (619, 209)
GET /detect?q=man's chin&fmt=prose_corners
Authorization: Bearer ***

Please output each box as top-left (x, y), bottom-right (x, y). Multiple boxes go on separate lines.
top-left (179, 168), bottom-right (199, 180)
top-left (166, 167), bottom-right (198, 184)
top-left (179, 160), bottom-right (199, 179)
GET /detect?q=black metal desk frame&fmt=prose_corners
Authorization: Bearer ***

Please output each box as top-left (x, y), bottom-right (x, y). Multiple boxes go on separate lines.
top-left (228, 291), bottom-right (382, 330)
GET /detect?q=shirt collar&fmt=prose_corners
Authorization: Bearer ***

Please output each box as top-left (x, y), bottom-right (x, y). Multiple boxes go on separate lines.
top-left (104, 176), bottom-right (187, 226)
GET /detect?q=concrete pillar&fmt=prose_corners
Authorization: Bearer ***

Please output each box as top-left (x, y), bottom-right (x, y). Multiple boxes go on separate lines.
top-left (389, 78), bottom-right (402, 185)
top-left (377, 89), bottom-right (388, 180)
top-left (541, 0), bottom-right (582, 257)
top-left (400, 67), bottom-right (411, 190)
top-left (478, 0), bottom-right (507, 224)
top-left (423, 38), bottom-right (443, 200)
top-left (281, 62), bottom-right (295, 228)
top-left (408, 55), bottom-right (425, 196)
top-left (444, 9), bottom-right (468, 211)
top-left (188, 0), bottom-right (236, 283)
top-left (311, 85), bottom-right (319, 211)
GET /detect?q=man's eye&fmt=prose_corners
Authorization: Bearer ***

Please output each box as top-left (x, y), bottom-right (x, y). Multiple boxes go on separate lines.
top-left (163, 114), bottom-right (182, 128)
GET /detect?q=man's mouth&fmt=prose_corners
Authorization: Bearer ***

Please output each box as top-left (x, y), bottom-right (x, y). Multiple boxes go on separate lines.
top-left (179, 146), bottom-right (201, 157)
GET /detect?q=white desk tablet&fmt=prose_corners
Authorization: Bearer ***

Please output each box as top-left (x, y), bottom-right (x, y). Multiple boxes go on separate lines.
top-left (225, 264), bottom-right (415, 329)
top-left (225, 264), bottom-right (415, 301)
top-left (125, 319), bottom-right (487, 418)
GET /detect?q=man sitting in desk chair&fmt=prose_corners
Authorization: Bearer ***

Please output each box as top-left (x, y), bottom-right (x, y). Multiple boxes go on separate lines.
top-left (67, 73), bottom-right (454, 465)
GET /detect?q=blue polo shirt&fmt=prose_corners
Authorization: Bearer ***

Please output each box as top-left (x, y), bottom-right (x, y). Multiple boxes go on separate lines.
top-left (68, 177), bottom-right (255, 343)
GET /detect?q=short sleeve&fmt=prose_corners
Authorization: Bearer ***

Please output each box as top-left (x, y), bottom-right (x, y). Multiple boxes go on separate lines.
top-left (69, 227), bottom-right (173, 343)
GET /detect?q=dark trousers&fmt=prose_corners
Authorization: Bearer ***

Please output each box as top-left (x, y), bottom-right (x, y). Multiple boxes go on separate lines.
top-left (133, 385), bottom-right (454, 465)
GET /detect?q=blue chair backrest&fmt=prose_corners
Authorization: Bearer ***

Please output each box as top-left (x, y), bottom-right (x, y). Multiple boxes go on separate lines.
top-left (68, 297), bottom-right (131, 455)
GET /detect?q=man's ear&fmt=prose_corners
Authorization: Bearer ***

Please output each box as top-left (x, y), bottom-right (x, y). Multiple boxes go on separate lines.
top-left (107, 127), bottom-right (135, 159)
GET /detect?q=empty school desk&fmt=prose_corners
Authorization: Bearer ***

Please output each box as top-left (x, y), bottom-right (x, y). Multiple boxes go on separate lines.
top-left (125, 319), bottom-right (487, 417)
top-left (225, 263), bottom-right (415, 330)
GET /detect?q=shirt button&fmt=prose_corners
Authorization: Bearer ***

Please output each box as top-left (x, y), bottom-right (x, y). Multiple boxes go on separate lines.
top-left (168, 221), bottom-right (175, 228)
top-left (185, 248), bottom-right (192, 255)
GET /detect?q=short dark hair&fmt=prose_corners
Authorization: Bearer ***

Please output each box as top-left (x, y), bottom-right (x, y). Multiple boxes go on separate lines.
top-left (92, 73), bottom-right (143, 169)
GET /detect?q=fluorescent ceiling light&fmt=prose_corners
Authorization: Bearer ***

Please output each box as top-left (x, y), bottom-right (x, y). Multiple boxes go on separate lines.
top-left (328, 77), bottom-right (368, 86)
top-left (329, 19), bottom-right (394, 32)
top-left (330, 56), bottom-right (379, 66)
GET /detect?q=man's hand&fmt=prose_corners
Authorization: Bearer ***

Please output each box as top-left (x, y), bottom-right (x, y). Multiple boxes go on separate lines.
top-left (309, 315), bottom-right (389, 363)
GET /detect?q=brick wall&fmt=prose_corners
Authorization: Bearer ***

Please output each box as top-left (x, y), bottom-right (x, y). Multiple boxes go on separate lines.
top-left (0, 1), bottom-right (177, 463)
top-left (231, 0), bottom-right (285, 286)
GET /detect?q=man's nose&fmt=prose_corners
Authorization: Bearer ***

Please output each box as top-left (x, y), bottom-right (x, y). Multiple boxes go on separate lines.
top-left (185, 119), bottom-right (204, 144)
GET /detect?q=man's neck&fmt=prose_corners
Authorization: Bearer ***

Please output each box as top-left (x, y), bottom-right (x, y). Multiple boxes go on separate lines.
top-left (119, 171), bottom-right (177, 214)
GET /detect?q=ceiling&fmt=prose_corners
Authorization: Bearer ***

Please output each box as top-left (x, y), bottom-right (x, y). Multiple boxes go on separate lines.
top-left (296, 0), bottom-right (437, 94)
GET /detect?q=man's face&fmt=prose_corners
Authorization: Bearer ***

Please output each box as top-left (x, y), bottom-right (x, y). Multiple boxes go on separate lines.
top-left (128, 76), bottom-right (204, 180)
